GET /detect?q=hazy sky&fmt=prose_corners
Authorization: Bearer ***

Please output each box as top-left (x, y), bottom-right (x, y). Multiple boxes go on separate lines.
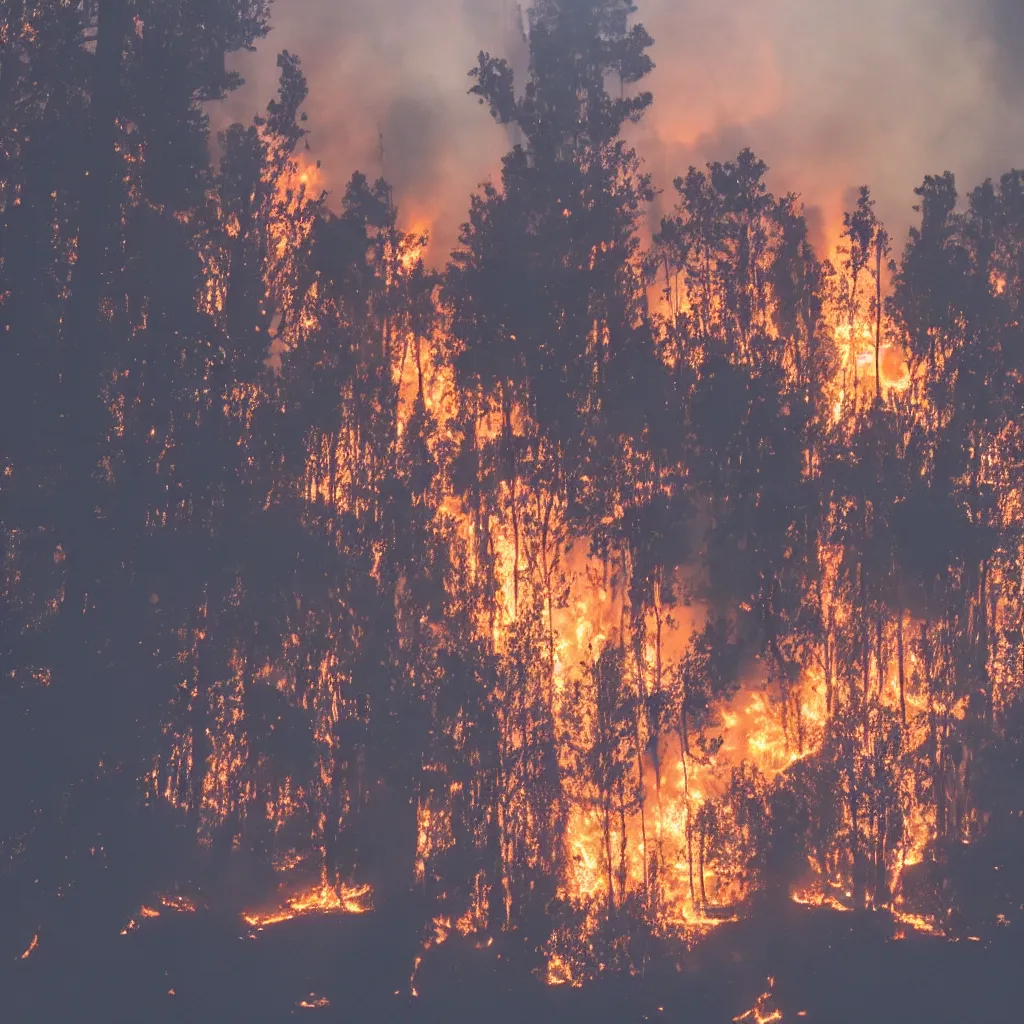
top-left (221, 0), bottom-right (1024, 260)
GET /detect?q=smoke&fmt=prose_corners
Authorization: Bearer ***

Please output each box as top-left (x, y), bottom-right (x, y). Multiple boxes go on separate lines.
top-left (988, 0), bottom-right (1024, 89)
top-left (222, 0), bottom-right (1024, 261)
top-left (219, 0), bottom-right (523, 258)
top-left (634, 0), bottom-right (1024, 254)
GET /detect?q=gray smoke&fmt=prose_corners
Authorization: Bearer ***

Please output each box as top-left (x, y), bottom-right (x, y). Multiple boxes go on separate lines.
top-left (222, 0), bottom-right (1024, 260)
top-left (989, 0), bottom-right (1024, 88)
top-left (634, 0), bottom-right (1024, 252)
top-left (219, 0), bottom-right (522, 257)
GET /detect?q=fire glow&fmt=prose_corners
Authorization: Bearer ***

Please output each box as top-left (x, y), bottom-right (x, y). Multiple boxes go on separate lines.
top-left (242, 878), bottom-right (372, 930)
top-left (297, 994), bottom-right (331, 1009)
top-left (733, 977), bottom-right (784, 1024)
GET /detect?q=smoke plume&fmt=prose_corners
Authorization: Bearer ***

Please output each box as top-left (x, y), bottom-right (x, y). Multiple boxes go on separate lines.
top-left (223, 0), bottom-right (1024, 260)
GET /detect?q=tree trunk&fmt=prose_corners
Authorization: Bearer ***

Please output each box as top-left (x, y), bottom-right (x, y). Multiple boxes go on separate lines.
top-left (875, 804), bottom-right (889, 907)
top-left (896, 604), bottom-right (906, 728)
top-left (57, 0), bottom-right (132, 782)
top-left (875, 613), bottom-right (885, 705)
top-left (922, 622), bottom-right (946, 838)
top-left (685, 808), bottom-right (696, 911)
top-left (0, 0), bottom-right (26, 136)
top-left (874, 233), bottom-right (883, 401)
top-left (698, 816), bottom-right (708, 908)
top-left (849, 762), bottom-right (863, 909)
top-left (190, 603), bottom-right (218, 822)
top-left (603, 792), bottom-right (615, 915)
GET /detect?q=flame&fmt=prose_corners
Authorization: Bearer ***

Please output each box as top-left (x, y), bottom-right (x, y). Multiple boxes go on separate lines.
top-left (791, 888), bottom-right (852, 913)
top-left (400, 220), bottom-right (430, 270)
top-left (546, 951), bottom-right (582, 988)
top-left (291, 156), bottom-right (323, 195)
top-left (159, 894), bottom-right (198, 913)
top-left (273, 848), bottom-right (305, 873)
top-left (734, 977), bottom-right (784, 1024)
top-left (892, 909), bottom-right (942, 937)
top-left (120, 894), bottom-right (199, 937)
top-left (242, 874), bottom-right (372, 929)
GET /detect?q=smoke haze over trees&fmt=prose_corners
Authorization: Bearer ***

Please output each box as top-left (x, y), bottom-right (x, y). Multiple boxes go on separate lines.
top-left (223, 0), bottom-right (1024, 258)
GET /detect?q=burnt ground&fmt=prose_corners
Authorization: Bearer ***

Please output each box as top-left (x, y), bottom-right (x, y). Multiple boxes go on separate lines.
top-left (4, 900), bottom-right (1022, 1023)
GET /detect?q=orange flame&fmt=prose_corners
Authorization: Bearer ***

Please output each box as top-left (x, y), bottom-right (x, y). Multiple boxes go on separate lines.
top-left (242, 876), bottom-right (372, 930)
top-left (734, 977), bottom-right (784, 1024)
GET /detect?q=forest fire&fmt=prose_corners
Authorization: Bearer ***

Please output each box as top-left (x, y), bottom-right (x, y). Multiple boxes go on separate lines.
top-left (3, 0), bottom-right (1024, 1019)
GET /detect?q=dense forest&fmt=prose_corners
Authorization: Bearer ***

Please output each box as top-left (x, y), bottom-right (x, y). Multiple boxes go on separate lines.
top-left (3, 0), bottom-right (1024, 1014)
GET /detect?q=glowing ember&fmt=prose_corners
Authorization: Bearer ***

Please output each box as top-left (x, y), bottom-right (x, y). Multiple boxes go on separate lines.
top-left (119, 894), bottom-right (199, 937)
top-left (242, 877), bottom-right (372, 929)
top-left (159, 894), bottom-right (198, 913)
top-left (273, 848), bottom-right (305, 873)
top-left (545, 951), bottom-right (582, 988)
top-left (892, 910), bottom-right (942, 937)
top-left (791, 888), bottom-right (852, 913)
top-left (297, 994), bottom-right (331, 1009)
top-left (734, 977), bottom-right (784, 1023)
top-left (18, 934), bottom-right (39, 961)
